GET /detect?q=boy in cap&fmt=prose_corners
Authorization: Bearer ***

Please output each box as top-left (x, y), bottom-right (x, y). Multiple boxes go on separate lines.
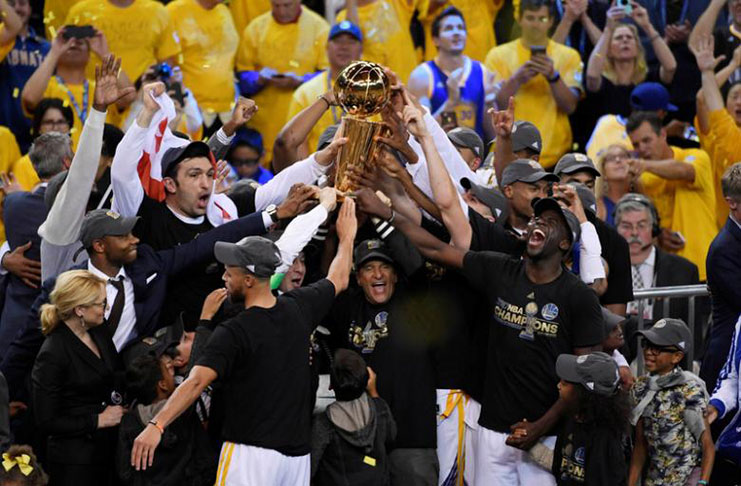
top-left (554, 153), bottom-right (601, 192)
top-left (311, 349), bottom-right (396, 485)
top-left (628, 318), bottom-right (715, 486)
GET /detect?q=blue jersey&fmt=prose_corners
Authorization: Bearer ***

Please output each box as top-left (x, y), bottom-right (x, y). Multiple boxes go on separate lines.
top-left (425, 58), bottom-right (486, 140)
top-left (0, 29), bottom-right (50, 152)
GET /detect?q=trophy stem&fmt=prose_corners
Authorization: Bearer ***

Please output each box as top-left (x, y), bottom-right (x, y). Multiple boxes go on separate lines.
top-left (335, 116), bottom-right (388, 193)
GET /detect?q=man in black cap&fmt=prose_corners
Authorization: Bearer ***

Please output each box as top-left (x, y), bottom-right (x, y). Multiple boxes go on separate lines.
top-left (460, 177), bottom-right (509, 224)
top-left (390, 196), bottom-right (603, 485)
top-left (447, 127), bottom-right (485, 172)
top-left (498, 159), bottom-right (560, 236)
top-left (132, 199), bottom-right (358, 485)
top-left (554, 153), bottom-right (601, 191)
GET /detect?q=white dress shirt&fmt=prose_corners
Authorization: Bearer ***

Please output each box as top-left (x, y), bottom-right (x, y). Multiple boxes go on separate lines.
top-left (88, 262), bottom-right (137, 351)
top-left (627, 246), bottom-right (656, 319)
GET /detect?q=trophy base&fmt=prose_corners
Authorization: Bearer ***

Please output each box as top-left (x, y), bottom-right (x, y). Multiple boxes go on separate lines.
top-left (335, 116), bottom-right (388, 193)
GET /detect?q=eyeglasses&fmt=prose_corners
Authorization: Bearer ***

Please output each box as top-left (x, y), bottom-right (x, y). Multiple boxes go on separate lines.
top-left (88, 299), bottom-right (108, 309)
top-left (602, 154), bottom-right (627, 164)
top-left (644, 343), bottom-right (680, 355)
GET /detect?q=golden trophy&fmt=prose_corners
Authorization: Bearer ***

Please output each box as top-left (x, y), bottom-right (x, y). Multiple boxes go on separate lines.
top-left (333, 61), bottom-right (391, 193)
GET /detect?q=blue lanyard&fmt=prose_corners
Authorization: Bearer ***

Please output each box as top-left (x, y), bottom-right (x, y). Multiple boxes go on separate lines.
top-left (55, 75), bottom-right (89, 124)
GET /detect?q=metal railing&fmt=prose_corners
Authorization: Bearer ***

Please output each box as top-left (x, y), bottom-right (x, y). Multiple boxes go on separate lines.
top-left (634, 284), bottom-right (710, 374)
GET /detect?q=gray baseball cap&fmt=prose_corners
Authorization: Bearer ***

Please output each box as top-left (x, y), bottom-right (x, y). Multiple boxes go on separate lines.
top-left (556, 352), bottom-right (620, 396)
top-left (448, 127), bottom-right (484, 158)
top-left (566, 181), bottom-right (598, 216)
top-left (635, 318), bottom-right (692, 352)
top-left (511, 121), bottom-right (542, 154)
top-left (79, 209), bottom-right (140, 248)
top-left (501, 159), bottom-right (559, 187)
top-left (602, 307), bottom-right (626, 333)
top-left (214, 236), bottom-right (281, 278)
top-left (461, 177), bottom-right (509, 223)
top-left (532, 197), bottom-right (581, 249)
top-left (554, 153), bottom-right (601, 178)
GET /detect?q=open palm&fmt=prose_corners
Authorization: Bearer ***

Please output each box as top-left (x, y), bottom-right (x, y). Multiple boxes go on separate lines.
top-left (93, 55), bottom-right (135, 110)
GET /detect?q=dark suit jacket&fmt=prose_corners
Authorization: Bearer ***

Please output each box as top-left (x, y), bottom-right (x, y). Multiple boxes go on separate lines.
top-left (701, 217), bottom-right (741, 388)
top-left (1, 211), bottom-right (266, 400)
top-left (0, 187), bottom-right (47, 359)
top-left (31, 324), bottom-right (122, 464)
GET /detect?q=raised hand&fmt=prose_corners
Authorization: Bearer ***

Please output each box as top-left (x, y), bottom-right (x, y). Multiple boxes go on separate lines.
top-left (141, 81), bottom-right (167, 114)
top-left (398, 90), bottom-right (428, 139)
top-left (489, 96), bottom-right (515, 139)
top-left (315, 135), bottom-right (348, 167)
top-left (691, 34), bottom-right (725, 73)
top-left (605, 5), bottom-right (627, 31)
top-left (354, 187), bottom-right (393, 220)
top-left (88, 29), bottom-right (110, 59)
top-left (223, 97), bottom-right (258, 137)
top-left (200, 288), bottom-right (228, 320)
top-left (93, 55), bottom-right (135, 112)
top-left (214, 160), bottom-right (232, 193)
top-left (317, 186), bottom-right (339, 212)
top-left (336, 197), bottom-right (358, 244)
top-left (630, 2), bottom-right (652, 31)
top-left (276, 183), bottom-right (318, 220)
top-left (49, 28), bottom-right (74, 60)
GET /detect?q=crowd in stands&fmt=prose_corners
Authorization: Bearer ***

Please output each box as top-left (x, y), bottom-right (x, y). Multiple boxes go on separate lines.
top-left (0, 0), bottom-right (740, 485)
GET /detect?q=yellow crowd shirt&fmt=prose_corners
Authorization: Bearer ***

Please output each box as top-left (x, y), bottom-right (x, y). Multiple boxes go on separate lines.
top-left (696, 109), bottom-right (740, 229)
top-left (336, 0), bottom-right (418, 83)
top-left (485, 39), bottom-right (584, 168)
top-left (11, 155), bottom-right (40, 191)
top-left (43, 0), bottom-right (82, 40)
top-left (39, 77), bottom-right (96, 150)
top-left (65, 0), bottom-right (181, 82)
top-left (287, 70), bottom-right (339, 155)
top-left (639, 147), bottom-right (716, 280)
top-left (0, 27), bottom-right (12, 59)
top-left (236, 8), bottom-right (329, 165)
top-left (229, 0), bottom-right (272, 40)
top-left (585, 114), bottom-right (633, 162)
top-left (419, 0), bottom-right (503, 62)
top-left (167, 0), bottom-right (239, 114)
top-left (0, 127), bottom-right (21, 242)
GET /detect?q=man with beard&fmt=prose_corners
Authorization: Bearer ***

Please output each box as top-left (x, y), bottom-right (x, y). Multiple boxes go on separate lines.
top-left (132, 197), bottom-right (357, 485)
top-left (390, 196), bottom-right (603, 486)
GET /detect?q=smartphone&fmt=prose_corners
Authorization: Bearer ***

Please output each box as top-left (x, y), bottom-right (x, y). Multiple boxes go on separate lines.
top-left (616, 0), bottom-right (632, 14)
top-left (530, 45), bottom-right (547, 58)
top-left (62, 25), bottom-right (96, 40)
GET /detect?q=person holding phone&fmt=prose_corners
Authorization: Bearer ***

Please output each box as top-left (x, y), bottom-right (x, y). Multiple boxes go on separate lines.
top-left (485, 0), bottom-right (583, 169)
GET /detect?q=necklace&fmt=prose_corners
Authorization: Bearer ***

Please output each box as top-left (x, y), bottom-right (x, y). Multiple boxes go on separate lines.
top-left (55, 75), bottom-right (89, 124)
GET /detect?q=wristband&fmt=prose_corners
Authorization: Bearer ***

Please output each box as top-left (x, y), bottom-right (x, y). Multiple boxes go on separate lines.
top-left (547, 71), bottom-right (561, 83)
top-left (148, 420), bottom-right (164, 434)
top-left (697, 481), bottom-right (708, 486)
top-left (317, 95), bottom-right (331, 109)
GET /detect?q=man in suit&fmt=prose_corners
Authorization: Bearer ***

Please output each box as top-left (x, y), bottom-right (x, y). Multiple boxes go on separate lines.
top-left (0, 132), bottom-right (71, 359)
top-left (615, 193), bottom-right (706, 359)
top-left (702, 163), bottom-right (741, 391)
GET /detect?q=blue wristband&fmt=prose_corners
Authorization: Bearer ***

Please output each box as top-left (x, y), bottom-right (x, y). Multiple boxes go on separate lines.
top-left (697, 480), bottom-right (708, 485)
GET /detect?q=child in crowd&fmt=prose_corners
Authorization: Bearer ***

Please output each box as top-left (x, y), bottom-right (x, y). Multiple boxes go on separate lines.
top-left (0, 444), bottom-right (48, 486)
top-left (629, 319), bottom-right (715, 486)
top-left (550, 352), bottom-right (630, 485)
top-left (116, 335), bottom-right (214, 486)
top-left (311, 349), bottom-right (396, 485)
top-left (601, 308), bottom-right (634, 389)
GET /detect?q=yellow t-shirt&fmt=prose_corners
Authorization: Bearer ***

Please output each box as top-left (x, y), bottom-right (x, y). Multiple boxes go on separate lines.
top-left (485, 39), bottom-right (583, 168)
top-left (43, 0), bottom-right (83, 40)
top-left (167, 0), bottom-right (239, 114)
top-left (419, 0), bottom-right (503, 63)
top-left (0, 127), bottom-right (22, 242)
top-left (697, 109), bottom-right (740, 229)
top-left (287, 70), bottom-right (339, 155)
top-left (39, 77), bottom-right (96, 150)
top-left (236, 8), bottom-right (329, 165)
top-left (586, 114), bottom-right (633, 162)
top-left (0, 28), bottom-right (12, 60)
top-left (11, 154), bottom-right (40, 191)
top-left (639, 147), bottom-right (716, 280)
top-left (336, 0), bottom-right (418, 83)
top-left (65, 0), bottom-right (181, 82)
top-left (229, 0), bottom-right (272, 40)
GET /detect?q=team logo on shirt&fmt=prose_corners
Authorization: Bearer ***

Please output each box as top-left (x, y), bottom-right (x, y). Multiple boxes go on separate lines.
top-left (493, 298), bottom-right (560, 338)
top-left (349, 311), bottom-right (390, 354)
top-left (559, 435), bottom-right (586, 481)
top-left (541, 303), bottom-right (559, 320)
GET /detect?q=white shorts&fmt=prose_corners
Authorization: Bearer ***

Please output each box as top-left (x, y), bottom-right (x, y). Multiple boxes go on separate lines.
top-left (215, 442), bottom-right (310, 486)
top-left (473, 427), bottom-right (556, 486)
top-left (436, 390), bottom-right (481, 486)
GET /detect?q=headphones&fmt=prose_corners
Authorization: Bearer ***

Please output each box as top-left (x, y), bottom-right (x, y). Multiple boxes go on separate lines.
top-left (613, 193), bottom-right (661, 238)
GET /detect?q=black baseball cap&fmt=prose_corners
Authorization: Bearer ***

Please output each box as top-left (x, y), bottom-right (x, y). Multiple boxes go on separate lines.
top-left (635, 318), bottom-right (692, 352)
top-left (354, 239), bottom-right (394, 267)
top-left (461, 177), bottom-right (509, 223)
top-left (554, 153), bottom-right (600, 178)
top-left (501, 159), bottom-right (559, 187)
top-left (511, 121), bottom-right (542, 153)
top-left (79, 209), bottom-right (140, 248)
top-left (161, 141), bottom-right (212, 178)
top-left (565, 181), bottom-right (598, 216)
top-left (532, 197), bottom-right (581, 249)
top-left (602, 307), bottom-right (626, 333)
top-left (448, 127), bottom-right (484, 158)
top-left (556, 352), bottom-right (620, 396)
top-left (122, 313), bottom-right (185, 367)
top-left (214, 236), bottom-right (281, 278)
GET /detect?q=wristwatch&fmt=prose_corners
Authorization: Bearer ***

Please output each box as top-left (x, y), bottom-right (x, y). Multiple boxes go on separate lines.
top-left (547, 70), bottom-right (561, 83)
top-left (266, 204), bottom-right (280, 223)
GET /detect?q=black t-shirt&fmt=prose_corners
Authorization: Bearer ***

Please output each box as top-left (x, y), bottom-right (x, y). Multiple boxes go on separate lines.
top-left (462, 251), bottom-right (603, 432)
top-left (552, 418), bottom-right (627, 486)
top-left (591, 216), bottom-right (633, 307)
top-left (134, 197), bottom-right (221, 328)
top-left (715, 26), bottom-right (741, 84)
top-left (327, 286), bottom-right (437, 449)
top-left (468, 207), bottom-right (525, 256)
top-left (196, 279), bottom-right (336, 456)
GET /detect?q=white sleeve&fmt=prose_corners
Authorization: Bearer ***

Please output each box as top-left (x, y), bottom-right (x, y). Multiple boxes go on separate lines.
top-left (710, 316), bottom-right (741, 419)
top-left (612, 349), bottom-right (629, 368)
top-left (422, 109), bottom-right (478, 193)
top-left (0, 241), bottom-right (9, 275)
top-left (578, 221), bottom-right (605, 284)
top-left (253, 153), bottom-right (330, 211)
top-left (110, 119), bottom-right (149, 217)
top-left (182, 89), bottom-right (204, 134)
top-left (274, 205), bottom-right (329, 273)
top-left (38, 108), bottom-right (107, 246)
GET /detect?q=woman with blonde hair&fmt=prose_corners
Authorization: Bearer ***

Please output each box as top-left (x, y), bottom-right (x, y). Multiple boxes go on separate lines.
top-left (585, 2), bottom-right (676, 119)
top-left (31, 270), bottom-right (124, 486)
top-left (595, 144), bottom-right (633, 226)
